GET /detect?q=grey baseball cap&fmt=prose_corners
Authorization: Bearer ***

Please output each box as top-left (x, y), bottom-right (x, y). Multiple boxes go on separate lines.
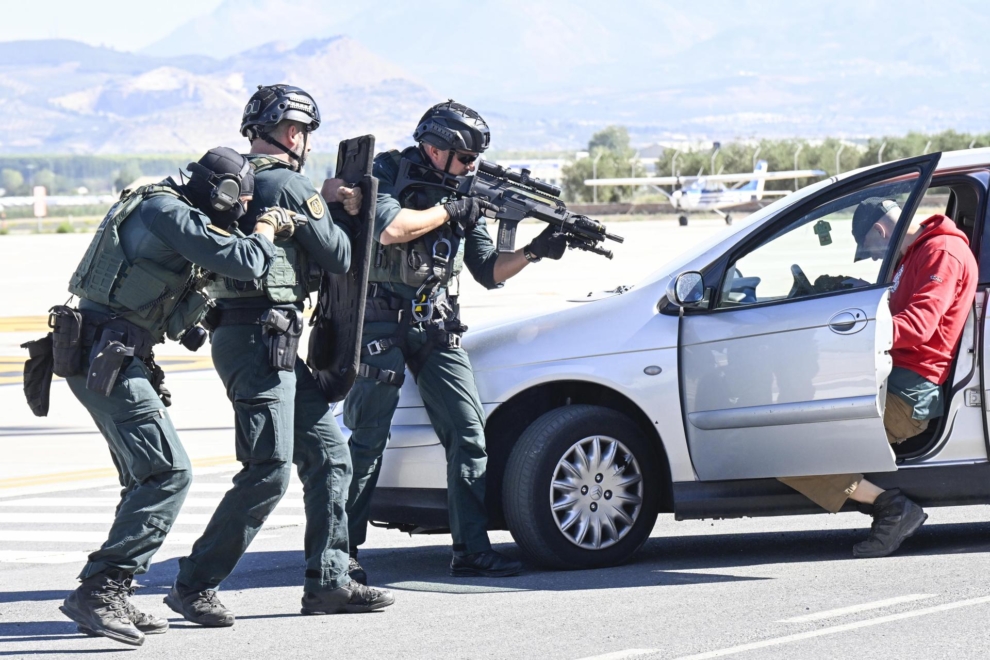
top-left (852, 197), bottom-right (900, 261)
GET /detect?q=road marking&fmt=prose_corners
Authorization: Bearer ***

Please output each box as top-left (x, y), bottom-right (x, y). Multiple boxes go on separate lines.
top-left (575, 650), bottom-right (658, 660)
top-left (0, 497), bottom-right (303, 508)
top-left (780, 594), bottom-right (935, 623)
top-left (0, 455), bottom-right (238, 490)
top-left (0, 531), bottom-right (207, 543)
top-left (389, 581), bottom-right (527, 595)
top-left (0, 512), bottom-right (306, 525)
top-left (0, 550), bottom-right (91, 564)
top-left (671, 596), bottom-right (990, 660)
top-left (140, 482), bottom-right (303, 494)
top-left (0, 316), bottom-right (49, 333)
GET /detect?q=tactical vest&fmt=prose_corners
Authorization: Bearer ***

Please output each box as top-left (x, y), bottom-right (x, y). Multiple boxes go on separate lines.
top-left (208, 156), bottom-right (320, 304)
top-left (368, 149), bottom-right (465, 292)
top-left (67, 184), bottom-right (212, 343)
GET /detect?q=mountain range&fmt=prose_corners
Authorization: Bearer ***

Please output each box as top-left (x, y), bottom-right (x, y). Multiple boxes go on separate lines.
top-left (1, 0), bottom-right (989, 154)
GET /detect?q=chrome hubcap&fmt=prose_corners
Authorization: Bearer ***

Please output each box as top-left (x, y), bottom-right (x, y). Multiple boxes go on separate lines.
top-left (549, 435), bottom-right (644, 550)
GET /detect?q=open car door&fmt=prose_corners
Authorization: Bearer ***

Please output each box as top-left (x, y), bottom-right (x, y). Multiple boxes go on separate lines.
top-left (681, 153), bottom-right (941, 480)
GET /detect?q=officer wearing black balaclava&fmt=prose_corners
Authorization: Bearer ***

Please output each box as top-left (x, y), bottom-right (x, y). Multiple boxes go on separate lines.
top-left (47, 147), bottom-right (302, 647)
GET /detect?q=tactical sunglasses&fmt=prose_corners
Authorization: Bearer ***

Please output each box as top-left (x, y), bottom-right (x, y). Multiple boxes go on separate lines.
top-left (454, 151), bottom-right (479, 165)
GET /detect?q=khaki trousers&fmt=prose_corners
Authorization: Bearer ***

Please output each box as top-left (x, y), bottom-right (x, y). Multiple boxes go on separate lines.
top-left (778, 393), bottom-right (929, 512)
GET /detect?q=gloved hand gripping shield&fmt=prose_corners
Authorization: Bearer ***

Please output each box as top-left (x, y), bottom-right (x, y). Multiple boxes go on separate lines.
top-left (307, 135), bottom-right (378, 402)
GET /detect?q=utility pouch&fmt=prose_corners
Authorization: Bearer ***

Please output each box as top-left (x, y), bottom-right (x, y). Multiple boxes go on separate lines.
top-left (261, 309), bottom-right (302, 372)
top-left (86, 331), bottom-right (133, 397)
top-left (21, 334), bottom-right (54, 417)
top-left (49, 305), bottom-right (84, 377)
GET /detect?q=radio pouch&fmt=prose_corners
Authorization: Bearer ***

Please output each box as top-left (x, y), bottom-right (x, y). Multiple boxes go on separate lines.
top-left (49, 305), bottom-right (84, 377)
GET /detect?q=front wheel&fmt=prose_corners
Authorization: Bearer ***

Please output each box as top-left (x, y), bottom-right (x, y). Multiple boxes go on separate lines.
top-left (503, 405), bottom-right (661, 569)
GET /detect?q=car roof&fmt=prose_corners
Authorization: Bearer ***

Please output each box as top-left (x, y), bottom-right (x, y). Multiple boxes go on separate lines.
top-left (936, 147), bottom-right (990, 171)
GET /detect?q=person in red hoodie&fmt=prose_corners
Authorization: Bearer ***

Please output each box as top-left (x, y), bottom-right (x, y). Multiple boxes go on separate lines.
top-left (781, 197), bottom-right (977, 558)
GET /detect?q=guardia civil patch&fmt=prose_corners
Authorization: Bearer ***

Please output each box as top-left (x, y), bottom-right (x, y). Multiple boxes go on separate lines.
top-left (306, 194), bottom-right (325, 219)
top-left (207, 225), bottom-right (231, 237)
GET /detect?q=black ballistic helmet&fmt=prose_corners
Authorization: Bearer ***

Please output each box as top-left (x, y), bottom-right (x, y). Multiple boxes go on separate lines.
top-left (241, 84), bottom-right (320, 169)
top-left (413, 100), bottom-right (490, 153)
top-left (241, 84), bottom-right (321, 139)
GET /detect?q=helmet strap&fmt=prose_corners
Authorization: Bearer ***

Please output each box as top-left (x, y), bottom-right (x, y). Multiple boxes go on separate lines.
top-left (259, 130), bottom-right (304, 171)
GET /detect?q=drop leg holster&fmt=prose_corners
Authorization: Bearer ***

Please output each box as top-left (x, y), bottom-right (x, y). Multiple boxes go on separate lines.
top-left (211, 307), bottom-right (304, 372)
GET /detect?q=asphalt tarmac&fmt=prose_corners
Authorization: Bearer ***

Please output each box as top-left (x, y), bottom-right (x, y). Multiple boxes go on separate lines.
top-left (2, 218), bottom-right (990, 659)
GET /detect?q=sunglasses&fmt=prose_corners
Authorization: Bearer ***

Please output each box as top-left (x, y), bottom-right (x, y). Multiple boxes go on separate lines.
top-left (454, 151), bottom-right (479, 165)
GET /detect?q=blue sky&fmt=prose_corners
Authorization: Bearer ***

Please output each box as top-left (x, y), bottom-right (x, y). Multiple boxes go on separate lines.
top-left (0, 0), bottom-right (223, 51)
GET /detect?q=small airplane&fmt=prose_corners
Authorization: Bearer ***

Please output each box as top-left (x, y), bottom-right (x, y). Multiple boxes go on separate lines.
top-left (584, 160), bottom-right (826, 225)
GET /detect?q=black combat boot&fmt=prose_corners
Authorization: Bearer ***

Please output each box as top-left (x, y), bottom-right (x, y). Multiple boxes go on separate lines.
top-left (300, 581), bottom-right (395, 615)
top-left (853, 488), bottom-right (928, 558)
top-left (78, 576), bottom-right (168, 637)
top-left (60, 571), bottom-right (145, 647)
top-left (348, 554), bottom-right (368, 586)
top-left (450, 550), bottom-right (523, 578)
top-left (163, 582), bottom-right (235, 627)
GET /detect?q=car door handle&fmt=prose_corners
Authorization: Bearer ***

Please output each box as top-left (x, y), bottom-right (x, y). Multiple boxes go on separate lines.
top-left (828, 309), bottom-right (867, 334)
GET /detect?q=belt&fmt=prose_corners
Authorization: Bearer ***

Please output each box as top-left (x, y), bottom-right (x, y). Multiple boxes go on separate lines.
top-left (79, 311), bottom-right (154, 361)
top-left (214, 307), bottom-right (293, 326)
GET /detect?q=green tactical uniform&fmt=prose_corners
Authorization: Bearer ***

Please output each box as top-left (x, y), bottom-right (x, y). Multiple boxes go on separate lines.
top-left (176, 156), bottom-right (356, 594)
top-left (66, 181), bottom-right (276, 581)
top-left (344, 147), bottom-right (502, 556)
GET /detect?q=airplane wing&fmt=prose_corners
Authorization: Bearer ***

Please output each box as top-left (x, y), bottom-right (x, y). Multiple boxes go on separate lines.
top-left (584, 169), bottom-right (826, 187)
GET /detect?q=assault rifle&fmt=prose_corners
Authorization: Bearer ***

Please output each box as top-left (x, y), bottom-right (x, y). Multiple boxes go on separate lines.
top-left (394, 158), bottom-right (624, 259)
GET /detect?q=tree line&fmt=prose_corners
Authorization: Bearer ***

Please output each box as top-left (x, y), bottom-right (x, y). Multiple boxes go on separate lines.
top-left (0, 153), bottom-right (339, 197)
top-left (562, 128), bottom-right (990, 204)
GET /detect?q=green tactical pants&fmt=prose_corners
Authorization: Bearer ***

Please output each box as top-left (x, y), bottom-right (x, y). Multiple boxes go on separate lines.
top-left (344, 321), bottom-right (492, 556)
top-left (66, 358), bottom-right (192, 580)
top-left (176, 322), bottom-right (352, 593)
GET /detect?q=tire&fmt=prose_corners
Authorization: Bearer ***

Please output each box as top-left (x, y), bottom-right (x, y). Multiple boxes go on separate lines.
top-left (678, 215), bottom-right (689, 226)
top-left (502, 405), bottom-right (661, 569)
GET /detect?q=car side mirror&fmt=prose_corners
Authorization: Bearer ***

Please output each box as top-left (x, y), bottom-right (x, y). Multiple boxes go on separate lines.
top-left (666, 271), bottom-right (705, 307)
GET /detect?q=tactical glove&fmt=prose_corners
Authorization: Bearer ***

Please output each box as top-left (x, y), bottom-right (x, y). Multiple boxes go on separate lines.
top-left (443, 197), bottom-right (497, 232)
top-left (525, 224), bottom-right (568, 261)
top-left (256, 207), bottom-right (303, 238)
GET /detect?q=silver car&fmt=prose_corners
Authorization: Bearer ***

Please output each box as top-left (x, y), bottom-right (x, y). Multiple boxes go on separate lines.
top-left (341, 148), bottom-right (990, 569)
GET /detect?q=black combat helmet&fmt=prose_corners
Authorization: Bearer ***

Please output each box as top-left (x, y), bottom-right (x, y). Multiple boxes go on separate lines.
top-left (240, 84), bottom-right (321, 169)
top-left (413, 100), bottom-right (491, 154)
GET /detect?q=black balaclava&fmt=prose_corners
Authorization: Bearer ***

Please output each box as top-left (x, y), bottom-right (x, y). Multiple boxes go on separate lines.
top-left (184, 147), bottom-right (255, 229)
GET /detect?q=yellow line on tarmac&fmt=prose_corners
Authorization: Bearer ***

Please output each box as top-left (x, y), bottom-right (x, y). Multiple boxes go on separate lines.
top-left (0, 316), bottom-right (49, 333)
top-left (0, 454), bottom-right (238, 490)
top-left (0, 354), bottom-right (215, 386)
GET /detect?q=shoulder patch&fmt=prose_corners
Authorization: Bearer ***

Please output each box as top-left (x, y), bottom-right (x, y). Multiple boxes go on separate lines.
top-left (207, 224), bottom-right (231, 237)
top-left (306, 194), bottom-right (325, 219)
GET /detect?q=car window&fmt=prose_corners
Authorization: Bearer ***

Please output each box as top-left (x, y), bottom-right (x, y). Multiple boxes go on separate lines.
top-left (717, 175), bottom-right (921, 308)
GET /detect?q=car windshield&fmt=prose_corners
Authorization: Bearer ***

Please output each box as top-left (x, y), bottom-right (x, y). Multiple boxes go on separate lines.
top-left (635, 176), bottom-right (835, 287)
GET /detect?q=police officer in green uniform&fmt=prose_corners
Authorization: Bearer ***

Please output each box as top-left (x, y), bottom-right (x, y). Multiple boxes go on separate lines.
top-left (345, 101), bottom-right (567, 580)
top-left (56, 147), bottom-right (282, 646)
top-left (168, 85), bottom-right (393, 625)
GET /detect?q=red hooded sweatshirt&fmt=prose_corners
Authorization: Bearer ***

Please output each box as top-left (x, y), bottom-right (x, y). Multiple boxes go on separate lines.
top-left (889, 214), bottom-right (977, 384)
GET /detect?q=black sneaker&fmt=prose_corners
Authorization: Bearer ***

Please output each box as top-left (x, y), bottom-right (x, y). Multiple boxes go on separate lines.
top-left (853, 489), bottom-right (928, 558)
top-left (450, 550), bottom-right (523, 578)
top-left (348, 556), bottom-right (368, 586)
top-left (60, 573), bottom-right (145, 647)
top-left (79, 577), bottom-right (168, 637)
top-left (300, 581), bottom-right (395, 615)
top-left (163, 583), bottom-right (235, 627)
